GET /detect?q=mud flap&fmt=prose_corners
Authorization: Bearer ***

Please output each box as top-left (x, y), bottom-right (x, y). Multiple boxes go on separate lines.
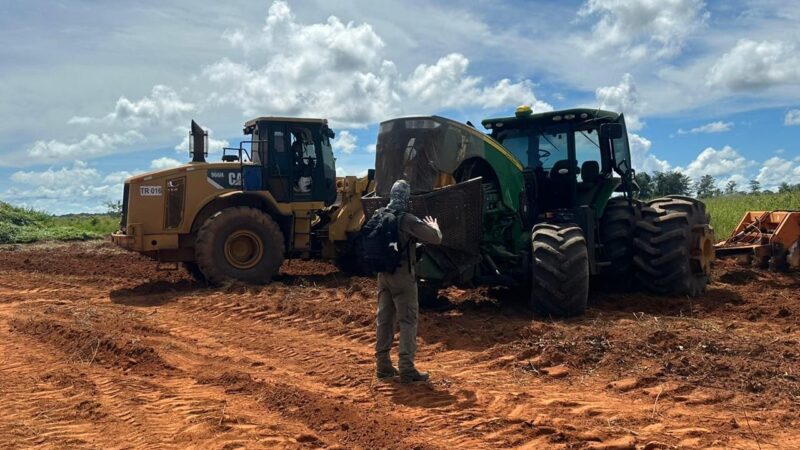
top-left (362, 178), bottom-right (484, 283)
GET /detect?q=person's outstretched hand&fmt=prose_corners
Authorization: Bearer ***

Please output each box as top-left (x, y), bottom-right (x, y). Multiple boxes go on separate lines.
top-left (423, 216), bottom-right (439, 231)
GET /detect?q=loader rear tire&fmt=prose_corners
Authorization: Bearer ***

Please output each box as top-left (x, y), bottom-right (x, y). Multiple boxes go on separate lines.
top-left (195, 207), bottom-right (285, 285)
top-left (598, 197), bottom-right (642, 287)
top-left (633, 196), bottom-right (714, 296)
top-left (530, 223), bottom-right (589, 318)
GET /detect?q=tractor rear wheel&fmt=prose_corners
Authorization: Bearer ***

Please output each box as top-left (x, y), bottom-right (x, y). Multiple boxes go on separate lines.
top-left (633, 196), bottom-right (714, 296)
top-left (530, 223), bottom-right (589, 317)
top-left (195, 206), bottom-right (285, 285)
top-left (598, 197), bottom-right (642, 287)
top-left (335, 234), bottom-right (372, 276)
top-left (182, 262), bottom-right (206, 283)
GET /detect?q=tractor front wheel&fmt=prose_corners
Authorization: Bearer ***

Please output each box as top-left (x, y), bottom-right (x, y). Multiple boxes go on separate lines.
top-left (195, 207), bottom-right (285, 285)
top-left (530, 223), bottom-right (589, 318)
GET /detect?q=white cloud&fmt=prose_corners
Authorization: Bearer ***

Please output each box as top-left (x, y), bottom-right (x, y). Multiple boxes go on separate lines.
top-left (150, 157), bottom-right (184, 170)
top-left (755, 156), bottom-right (800, 191)
top-left (3, 161), bottom-right (127, 214)
top-left (629, 133), bottom-right (670, 173)
top-left (677, 121), bottom-right (733, 134)
top-left (784, 109), bottom-right (800, 126)
top-left (21, 131), bottom-right (145, 165)
top-left (401, 53), bottom-right (551, 112)
top-left (577, 0), bottom-right (708, 60)
top-left (202, 2), bottom-right (547, 128)
top-left (675, 145), bottom-right (757, 182)
top-left (69, 85), bottom-right (196, 128)
top-left (173, 132), bottom-right (229, 155)
top-left (366, 143), bottom-right (376, 154)
top-left (332, 130), bottom-right (357, 154)
top-left (596, 73), bottom-right (643, 130)
top-left (707, 39), bottom-right (800, 91)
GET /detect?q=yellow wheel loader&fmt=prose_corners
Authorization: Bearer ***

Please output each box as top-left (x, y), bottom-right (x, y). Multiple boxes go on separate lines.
top-left (111, 118), bottom-right (372, 284)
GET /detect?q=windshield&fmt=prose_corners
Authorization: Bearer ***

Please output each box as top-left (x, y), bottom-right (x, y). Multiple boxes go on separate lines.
top-left (575, 128), bottom-right (601, 169)
top-left (496, 129), bottom-right (528, 166)
top-left (535, 131), bottom-right (568, 170)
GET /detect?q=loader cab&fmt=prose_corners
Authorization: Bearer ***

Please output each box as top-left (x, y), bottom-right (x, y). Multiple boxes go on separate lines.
top-left (242, 117), bottom-right (337, 205)
top-left (483, 107), bottom-right (634, 215)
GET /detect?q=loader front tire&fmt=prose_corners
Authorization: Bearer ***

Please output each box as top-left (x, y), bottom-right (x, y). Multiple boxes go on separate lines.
top-left (633, 196), bottom-right (714, 296)
top-left (530, 223), bottom-right (589, 318)
top-left (195, 207), bottom-right (285, 285)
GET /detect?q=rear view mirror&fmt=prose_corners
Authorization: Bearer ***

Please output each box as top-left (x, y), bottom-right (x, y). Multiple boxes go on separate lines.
top-left (599, 123), bottom-right (623, 140)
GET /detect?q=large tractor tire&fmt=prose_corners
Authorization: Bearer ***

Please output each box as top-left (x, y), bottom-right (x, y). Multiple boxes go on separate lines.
top-left (335, 234), bottom-right (372, 276)
top-left (598, 197), bottom-right (642, 286)
top-left (182, 262), bottom-right (206, 283)
top-left (195, 206), bottom-right (285, 285)
top-left (530, 223), bottom-right (589, 318)
top-left (633, 195), bottom-right (714, 296)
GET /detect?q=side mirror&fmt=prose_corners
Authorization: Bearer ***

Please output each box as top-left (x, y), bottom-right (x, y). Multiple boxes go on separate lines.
top-left (599, 123), bottom-right (623, 140)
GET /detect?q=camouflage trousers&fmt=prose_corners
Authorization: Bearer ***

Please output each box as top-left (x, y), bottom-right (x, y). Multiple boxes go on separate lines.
top-left (375, 271), bottom-right (419, 374)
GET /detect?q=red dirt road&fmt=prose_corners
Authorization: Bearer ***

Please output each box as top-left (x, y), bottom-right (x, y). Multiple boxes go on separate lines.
top-left (0, 241), bottom-right (798, 449)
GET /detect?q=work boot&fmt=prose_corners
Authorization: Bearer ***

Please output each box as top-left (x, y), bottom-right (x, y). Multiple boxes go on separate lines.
top-left (399, 369), bottom-right (430, 383)
top-left (376, 365), bottom-right (399, 379)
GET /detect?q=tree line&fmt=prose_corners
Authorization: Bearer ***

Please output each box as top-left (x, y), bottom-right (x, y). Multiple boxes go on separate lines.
top-left (633, 171), bottom-right (800, 199)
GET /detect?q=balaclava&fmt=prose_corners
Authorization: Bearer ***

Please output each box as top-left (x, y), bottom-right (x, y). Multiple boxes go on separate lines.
top-left (387, 179), bottom-right (411, 212)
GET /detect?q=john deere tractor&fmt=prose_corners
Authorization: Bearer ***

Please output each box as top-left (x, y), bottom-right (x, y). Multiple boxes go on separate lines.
top-left (364, 107), bottom-right (715, 316)
top-left (112, 117), bottom-right (372, 283)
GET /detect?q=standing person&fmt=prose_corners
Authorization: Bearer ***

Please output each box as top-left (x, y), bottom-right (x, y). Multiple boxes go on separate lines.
top-left (374, 180), bottom-right (442, 383)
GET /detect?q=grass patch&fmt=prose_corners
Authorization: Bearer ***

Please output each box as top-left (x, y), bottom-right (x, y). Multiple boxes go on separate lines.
top-left (0, 201), bottom-right (119, 244)
top-left (703, 191), bottom-right (800, 239)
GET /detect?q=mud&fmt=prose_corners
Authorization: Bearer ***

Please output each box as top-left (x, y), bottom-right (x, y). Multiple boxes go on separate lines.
top-left (0, 240), bottom-right (798, 449)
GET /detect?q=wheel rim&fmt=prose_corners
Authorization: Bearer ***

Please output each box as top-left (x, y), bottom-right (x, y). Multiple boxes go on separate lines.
top-left (690, 225), bottom-right (715, 275)
top-left (224, 230), bottom-right (263, 270)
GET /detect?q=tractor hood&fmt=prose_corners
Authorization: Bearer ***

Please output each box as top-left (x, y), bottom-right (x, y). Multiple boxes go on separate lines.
top-left (374, 116), bottom-right (505, 197)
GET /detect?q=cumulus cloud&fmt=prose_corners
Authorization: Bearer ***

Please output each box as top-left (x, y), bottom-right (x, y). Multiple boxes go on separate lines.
top-left (3, 161), bottom-right (128, 214)
top-left (150, 157), bottom-right (184, 170)
top-left (784, 109), bottom-right (800, 126)
top-left (331, 130), bottom-right (358, 154)
top-left (677, 121), bottom-right (733, 134)
top-left (594, 74), bottom-right (669, 173)
top-left (577, 0), bottom-right (708, 60)
top-left (173, 132), bottom-right (229, 155)
top-left (69, 85), bottom-right (196, 128)
top-left (755, 156), bottom-right (800, 191)
top-left (596, 73), bottom-right (643, 130)
top-left (22, 131), bottom-right (145, 165)
top-left (366, 143), bottom-right (376, 154)
top-left (675, 145), bottom-right (757, 184)
top-left (203, 1), bottom-right (547, 128)
top-left (707, 39), bottom-right (800, 91)
top-left (629, 133), bottom-right (670, 173)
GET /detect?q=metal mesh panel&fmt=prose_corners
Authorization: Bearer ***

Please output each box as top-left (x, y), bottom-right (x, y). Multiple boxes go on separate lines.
top-left (362, 178), bottom-right (484, 256)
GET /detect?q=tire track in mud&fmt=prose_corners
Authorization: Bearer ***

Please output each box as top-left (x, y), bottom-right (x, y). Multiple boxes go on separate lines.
top-left (154, 290), bottom-right (614, 449)
top-left (0, 297), bottom-right (315, 449)
top-left (2, 243), bottom-right (799, 449)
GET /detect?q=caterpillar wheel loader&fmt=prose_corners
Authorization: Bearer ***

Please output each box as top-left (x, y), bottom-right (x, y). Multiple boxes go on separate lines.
top-left (111, 118), bottom-right (372, 284)
top-left (363, 107), bottom-right (715, 317)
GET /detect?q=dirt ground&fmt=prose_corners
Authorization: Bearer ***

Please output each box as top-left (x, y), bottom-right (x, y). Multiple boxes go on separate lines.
top-left (0, 241), bottom-right (798, 449)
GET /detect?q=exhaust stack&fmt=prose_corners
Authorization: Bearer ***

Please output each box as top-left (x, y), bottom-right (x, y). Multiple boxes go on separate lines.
top-left (190, 120), bottom-right (207, 163)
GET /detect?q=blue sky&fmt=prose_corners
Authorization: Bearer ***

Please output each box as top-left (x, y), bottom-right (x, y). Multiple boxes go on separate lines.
top-left (1, 0), bottom-right (799, 213)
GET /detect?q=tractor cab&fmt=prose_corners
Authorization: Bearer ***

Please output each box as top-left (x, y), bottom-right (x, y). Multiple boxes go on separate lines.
top-left (482, 107), bottom-right (634, 216)
top-left (224, 117), bottom-right (338, 205)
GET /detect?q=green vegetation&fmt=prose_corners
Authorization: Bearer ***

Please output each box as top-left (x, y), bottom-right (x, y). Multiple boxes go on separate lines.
top-left (0, 201), bottom-right (119, 244)
top-left (704, 190), bottom-right (800, 239)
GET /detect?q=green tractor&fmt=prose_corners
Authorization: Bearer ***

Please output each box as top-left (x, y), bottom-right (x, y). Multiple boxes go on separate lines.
top-left (364, 107), bottom-right (715, 317)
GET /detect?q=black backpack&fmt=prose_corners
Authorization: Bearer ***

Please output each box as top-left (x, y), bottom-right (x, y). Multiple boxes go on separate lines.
top-left (362, 207), bottom-right (408, 274)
